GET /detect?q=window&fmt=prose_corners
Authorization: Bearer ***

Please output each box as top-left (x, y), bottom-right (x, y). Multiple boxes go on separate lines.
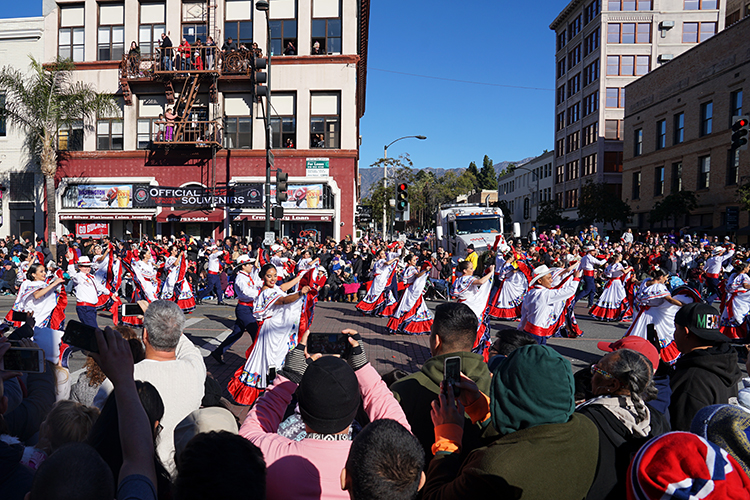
top-left (59, 5), bottom-right (85, 62)
top-left (136, 95), bottom-right (167, 148)
top-left (567, 131), bottom-right (580, 153)
top-left (139, 2), bottom-right (165, 57)
top-left (0, 93), bottom-right (5, 136)
top-left (606, 87), bottom-right (624, 108)
top-left (609, 0), bottom-right (652, 9)
top-left (730, 89), bottom-right (743, 122)
top-left (58, 121), bottom-right (83, 151)
top-left (557, 32), bottom-right (567, 51)
top-left (603, 151), bottom-right (623, 172)
top-left (556, 192), bottom-right (564, 208)
top-left (673, 112), bottom-right (684, 144)
top-left (583, 153), bottom-right (597, 175)
top-left (557, 85), bottom-right (566, 105)
top-left (605, 119), bottom-right (621, 139)
top-left (654, 166), bottom-right (664, 196)
top-left (727, 149), bottom-right (740, 186)
top-left (583, 90), bottom-right (599, 116)
top-left (556, 138), bottom-right (565, 157)
top-left (97, 119), bottom-right (123, 150)
top-left (632, 172), bottom-right (641, 199)
top-left (656, 119), bottom-right (666, 149)
top-left (225, 0), bottom-right (253, 47)
top-left (569, 14), bottom-right (583, 39)
top-left (182, 0), bottom-right (207, 44)
top-left (671, 162), bottom-right (683, 192)
top-left (557, 59), bottom-right (567, 79)
top-left (608, 22), bottom-right (650, 43)
top-left (583, 59), bottom-right (599, 86)
top-left (609, 55), bottom-right (649, 76)
top-left (310, 92), bottom-right (339, 148)
top-left (556, 164), bottom-right (564, 183)
top-left (684, 0), bottom-right (717, 9)
top-left (270, 0), bottom-right (297, 56)
top-left (224, 94), bottom-right (253, 149)
top-left (270, 93), bottom-right (296, 148)
top-left (585, 0), bottom-right (600, 24)
top-left (567, 103), bottom-right (580, 125)
top-left (700, 101), bottom-right (713, 136)
top-left (567, 73), bottom-right (581, 97)
top-left (566, 160), bottom-right (580, 180)
top-left (583, 122), bottom-right (599, 145)
top-left (312, 0), bottom-right (341, 55)
top-left (557, 112), bottom-right (565, 131)
top-left (566, 189), bottom-right (579, 208)
top-left (567, 44), bottom-right (582, 69)
top-left (583, 28), bottom-right (600, 55)
top-left (682, 22), bottom-right (716, 42)
top-left (636, 55), bottom-right (650, 75)
top-left (634, 128), bottom-right (643, 156)
top-left (98, 3), bottom-right (124, 61)
top-left (697, 156), bottom-right (710, 189)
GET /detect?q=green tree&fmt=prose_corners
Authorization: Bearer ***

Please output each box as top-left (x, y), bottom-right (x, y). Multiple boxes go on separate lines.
top-left (466, 161), bottom-right (481, 191)
top-left (479, 155), bottom-right (498, 191)
top-left (579, 181), bottom-right (633, 230)
top-left (362, 154), bottom-right (414, 227)
top-left (649, 190), bottom-right (698, 227)
top-left (0, 57), bottom-right (117, 257)
top-left (537, 200), bottom-right (567, 227)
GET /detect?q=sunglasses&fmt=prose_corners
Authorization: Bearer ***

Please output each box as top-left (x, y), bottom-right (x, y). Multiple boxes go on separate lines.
top-left (590, 364), bottom-right (613, 379)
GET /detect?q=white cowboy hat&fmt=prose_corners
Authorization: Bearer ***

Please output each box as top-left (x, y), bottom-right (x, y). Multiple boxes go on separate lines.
top-left (712, 247), bottom-right (724, 255)
top-left (236, 255), bottom-right (253, 265)
top-left (78, 256), bottom-right (92, 266)
top-left (584, 245), bottom-right (596, 252)
top-left (529, 265), bottom-right (553, 286)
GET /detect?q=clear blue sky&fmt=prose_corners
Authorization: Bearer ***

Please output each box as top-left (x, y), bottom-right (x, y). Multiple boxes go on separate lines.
top-left (2, 0), bottom-right (563, 170)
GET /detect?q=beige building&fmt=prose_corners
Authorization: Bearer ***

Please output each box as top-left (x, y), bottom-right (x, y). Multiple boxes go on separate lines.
top-left (622, 15), bottom-right (749, 234)
top-left (550, 0), bottom-right (725, 223)
top-left (496, 151), bottom-right (555, 236)
top-left (0, 17), bottom-right (46, 241)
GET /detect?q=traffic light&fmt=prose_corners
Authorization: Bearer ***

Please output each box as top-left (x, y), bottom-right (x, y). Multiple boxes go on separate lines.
top-left (276, 170), bottom-right (288, 203)
top-left (396, 183), bottom-right (408, 212)
top-left (272, 205), bottom-right (284, 219)
top-left (253, 57), bottom-right (268, 97)
top-left (731, 115), bottom-right (749, 151)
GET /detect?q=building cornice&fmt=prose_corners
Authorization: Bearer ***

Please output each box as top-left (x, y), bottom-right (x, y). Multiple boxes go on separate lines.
top-left (0, 29), bottom-right (43, 41)
top-left (550, 0), bottom-right (585, 30)
top-left (59, 149), bottom-right (360, 160)
top-left (357, 0), bottom-right (371, 119)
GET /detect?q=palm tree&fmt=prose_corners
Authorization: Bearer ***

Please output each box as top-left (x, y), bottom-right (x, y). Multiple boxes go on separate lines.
top-left (0, 56), bottom-right (117, 258)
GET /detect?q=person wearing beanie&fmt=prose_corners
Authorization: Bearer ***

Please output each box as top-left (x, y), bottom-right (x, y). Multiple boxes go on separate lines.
top-left (690, 404), bottom-right (750, 477)
top-left (626, 432), bottom-right (750, 500)
top-left (239, 329), bottom-right (410, 500)
top-left (669, 303), bottom-right (742, 431)
top-left (422, 344), bottom-right (599, 499)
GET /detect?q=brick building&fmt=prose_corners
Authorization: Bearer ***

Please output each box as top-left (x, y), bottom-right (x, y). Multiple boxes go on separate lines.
top-left (39, 0), bottom-right (369, 243)
top-left (550, 0), bottom-right (724, 223)
top-left (622, 15), bottom-right (749, 233)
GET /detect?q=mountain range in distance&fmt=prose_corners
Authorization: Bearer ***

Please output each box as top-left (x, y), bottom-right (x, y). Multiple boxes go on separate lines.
top-left (359, 157), bottom-right (537, 197)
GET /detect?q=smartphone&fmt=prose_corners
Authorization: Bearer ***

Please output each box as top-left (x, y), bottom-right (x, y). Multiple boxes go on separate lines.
top-left (306, 333), bottom-right (351, 356)
top-left (62, 320), bottom-right (99, 353)
top-left (121, 303), bottom-right (143, 317)
top-left (11, 311), bottom-right (29, 322)
top-left (267, 366), bottom-right (277, 382)
top-left (443, 356), bottom-right (461, 397)
top-left (3, 347), bottom-right (45, 373)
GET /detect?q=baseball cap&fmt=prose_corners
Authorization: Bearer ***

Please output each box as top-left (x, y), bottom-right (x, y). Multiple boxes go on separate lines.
top-left (598, 336), bottom-right (660, 372)
top-left (674, 302), bottom-right (728, 344)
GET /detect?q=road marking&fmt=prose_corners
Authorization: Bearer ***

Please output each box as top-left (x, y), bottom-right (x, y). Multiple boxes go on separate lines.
top-left (184, 317), bottom-right (203, 328)
top-left (194, 328), bottom-right (231, 355)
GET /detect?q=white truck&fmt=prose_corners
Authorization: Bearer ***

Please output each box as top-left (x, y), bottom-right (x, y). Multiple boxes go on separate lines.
top-left (435, 204), bottom-right (510, 260)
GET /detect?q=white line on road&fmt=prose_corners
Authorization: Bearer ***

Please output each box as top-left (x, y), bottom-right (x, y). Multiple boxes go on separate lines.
top-left (194, 329), bottom-right (232, 355)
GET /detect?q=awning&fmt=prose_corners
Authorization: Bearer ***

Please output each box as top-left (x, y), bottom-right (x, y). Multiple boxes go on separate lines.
top-left (232, 212), bottom-right (333, 223)
top-left (156, 209), bottom-right (225, 223)
top-left (59, 212), bottom-right (155, 221)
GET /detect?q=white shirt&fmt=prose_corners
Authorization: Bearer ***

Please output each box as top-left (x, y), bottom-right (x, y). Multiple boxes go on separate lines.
top-left (71, 271), bottom-right (100, 304)
top-left (706, 249), bottom-right (735, 276)
top-left (580, 254), bottom-right (606, 272)
top-left (235, 270), bottom-right (260, 304)
top-left (207, 250), bottom-right (224, 273)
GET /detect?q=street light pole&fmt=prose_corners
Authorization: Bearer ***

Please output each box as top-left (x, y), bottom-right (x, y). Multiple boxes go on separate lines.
top-left (382, 135), bottom-right (426, 240)
top-left (256, 0), bottom-right (272, 245)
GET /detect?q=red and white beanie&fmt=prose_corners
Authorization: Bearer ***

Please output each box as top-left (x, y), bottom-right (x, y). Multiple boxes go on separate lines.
top-left (627, 431), bottom-right (750, 500)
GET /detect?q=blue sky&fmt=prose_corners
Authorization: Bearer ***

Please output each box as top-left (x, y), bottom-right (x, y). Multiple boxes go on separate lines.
top-left (2, 0), bottom-right (564, 170)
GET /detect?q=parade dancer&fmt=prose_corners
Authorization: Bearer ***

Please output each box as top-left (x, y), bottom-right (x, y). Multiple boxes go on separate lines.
top-left (488, 239), bottom-right (531, 321)
top-left (589, 254), bottom-right (633, 322)
top-left (518, 263), bottom-right (581, 345)
top-left (720, 260), bottom-right (750, 339)
top-left (386, 255), bottom-right (434, 335)
top-left (705, 245), bottom-right (735, 303)
top-left (5, 263), bottom-right (65, 327)
top-left (356, 248), bottom-right (399, 317)
top-left (160, 246), bottom-right (196, 313)
top-left (198, 245), bottom-right (225, 305)
top-left (575, 245), bottom-right (606, 308)
top-left (70, 256), bottom-right (104, 328)
top-left (451, 260), bottom-right (495, 358)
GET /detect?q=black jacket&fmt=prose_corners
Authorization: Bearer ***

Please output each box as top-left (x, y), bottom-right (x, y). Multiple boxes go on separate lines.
top-left (669, 343), bottom-right (742, 431)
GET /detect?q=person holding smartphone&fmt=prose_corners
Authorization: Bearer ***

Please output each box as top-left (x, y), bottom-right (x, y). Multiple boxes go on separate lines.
top-left (227, 263), bottom-right (310, 406)
top-left (4, 263), bottom-right (65, 328)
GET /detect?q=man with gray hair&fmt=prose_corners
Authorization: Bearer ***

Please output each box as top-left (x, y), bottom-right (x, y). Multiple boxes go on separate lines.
top-left (95, 300), bottom-right (206, 475)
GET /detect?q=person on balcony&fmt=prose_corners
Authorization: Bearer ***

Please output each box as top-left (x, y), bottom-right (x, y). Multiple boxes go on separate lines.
top-left (284, 41), bottom-right (296, 55)
top-left (178, 38), bottom-right (191, 71)
top-left (159, 32), bottom-right (173, 71)
top-left (205, 36), bottom-right (216, 70)
top-left (193, 39), bottom-right (204, 71)
top-left (127, 41), bottom-right (140, 76)
top-left (164, 108), bottom-right (177, 142)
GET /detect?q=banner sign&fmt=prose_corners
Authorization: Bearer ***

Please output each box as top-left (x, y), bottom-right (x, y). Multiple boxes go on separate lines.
top-left (305, 158), bottom-right (329, 177)
top-left (76, 223), bottom-right (109, 238)
top-left (269, 184), bottom-right (324, 209)
top-left (132, 184), bottom-right (262, 208)
top-left (73, 185), bottom-right (133, 209)
top-left (234, 213), bottom-right (332, 222)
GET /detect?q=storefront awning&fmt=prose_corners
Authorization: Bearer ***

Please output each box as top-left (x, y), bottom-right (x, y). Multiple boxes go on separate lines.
top-left (232, 213), bottom-right (333, 222)
top-left (59, 212), bottom-right (155, 221)
top-left (156, 209), bottom-right (225, 223)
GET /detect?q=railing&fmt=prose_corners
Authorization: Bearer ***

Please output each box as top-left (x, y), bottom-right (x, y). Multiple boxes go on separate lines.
top-left (120, 46), bottom-right (263, 79)
top-left (151, 119), bottom-right (223, 148)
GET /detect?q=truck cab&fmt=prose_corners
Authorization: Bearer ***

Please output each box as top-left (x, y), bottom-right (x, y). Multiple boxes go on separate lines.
top-left (435, 204), bottom-right (506, 261)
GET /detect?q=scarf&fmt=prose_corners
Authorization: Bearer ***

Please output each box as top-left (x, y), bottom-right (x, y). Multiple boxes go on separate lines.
top-left (584, 395), bottom-right (651, 437)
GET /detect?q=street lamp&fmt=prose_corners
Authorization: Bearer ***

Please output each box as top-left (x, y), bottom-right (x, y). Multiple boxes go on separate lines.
top-left (256, 0), bottom-right (272, 245)
top-left (382, 135), bottom-right (426, 239)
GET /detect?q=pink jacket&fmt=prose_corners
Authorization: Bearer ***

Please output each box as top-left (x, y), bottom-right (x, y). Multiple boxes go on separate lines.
top-left (240, 363), bottom-right (410, 500)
